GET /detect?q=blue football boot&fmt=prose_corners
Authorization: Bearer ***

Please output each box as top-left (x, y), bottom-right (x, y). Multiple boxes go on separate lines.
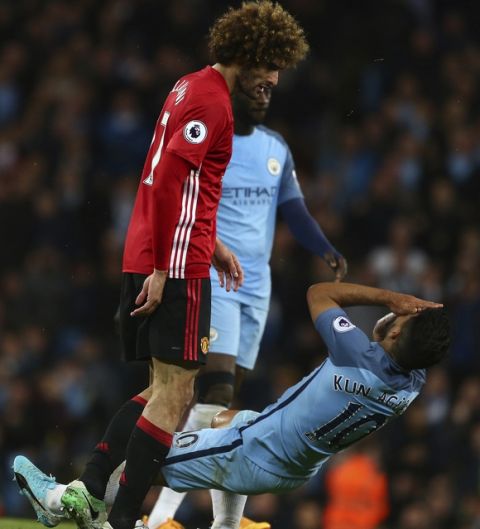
top-left (13, 455), bottom-right (66, 527)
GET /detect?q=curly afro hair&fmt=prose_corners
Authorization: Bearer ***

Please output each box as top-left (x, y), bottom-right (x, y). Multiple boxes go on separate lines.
top-left (208, 1), bottom-right (309, 70)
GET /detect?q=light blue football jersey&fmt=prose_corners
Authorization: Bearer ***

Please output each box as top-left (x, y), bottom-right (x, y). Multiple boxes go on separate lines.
top-left (210, 126), bottom-right (303, 309)
top-left (240, 308), bottom-right (426, 479)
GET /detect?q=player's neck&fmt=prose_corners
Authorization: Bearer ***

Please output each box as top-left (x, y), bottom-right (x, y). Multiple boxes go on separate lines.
top-left (212, 63), bottom-right (239, 93)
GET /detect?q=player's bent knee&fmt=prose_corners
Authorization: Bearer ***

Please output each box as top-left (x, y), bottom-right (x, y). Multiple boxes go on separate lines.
top-left (147, 369), bottom-right (196, 422)
top-left (151, 360), bottom-right (197, 398)
top-left (211, 409), bottom-right (240, 429)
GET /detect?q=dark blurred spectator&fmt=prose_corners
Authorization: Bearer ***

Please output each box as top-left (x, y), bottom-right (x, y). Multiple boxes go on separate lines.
top-left (293, 498), bottom-right (323, 529)
top-left (395, 502), bottom-right (431, 529)
top-left (367, 216), bottom-right (429, 295)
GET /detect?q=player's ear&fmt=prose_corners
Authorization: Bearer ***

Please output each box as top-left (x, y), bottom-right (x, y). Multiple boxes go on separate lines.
top-left (388, 328), bottom-right (401, 341)
top-left (386, 323), bottom-right (401, 341)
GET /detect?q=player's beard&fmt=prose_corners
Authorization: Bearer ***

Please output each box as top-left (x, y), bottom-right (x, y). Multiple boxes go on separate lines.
top-left (232, 93), bottom-right (267, 129)
top-left (248, 108), bottom-right (267, 125)
top-left (234, 76), bottom-right (270, 125)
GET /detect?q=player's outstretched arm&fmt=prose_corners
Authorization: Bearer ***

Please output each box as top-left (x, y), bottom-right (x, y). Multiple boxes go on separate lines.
top-left (279, 198), bottom-right (347, 281)
top-left (306, 282), bottom-right (443, 323)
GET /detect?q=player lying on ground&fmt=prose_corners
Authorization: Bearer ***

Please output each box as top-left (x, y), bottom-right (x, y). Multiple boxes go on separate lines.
top-left (14, 281), bottom-right (450, 529)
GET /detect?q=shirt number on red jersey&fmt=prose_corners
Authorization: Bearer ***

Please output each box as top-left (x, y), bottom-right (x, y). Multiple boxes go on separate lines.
top-left (143, 111), bottom-right (170, 186)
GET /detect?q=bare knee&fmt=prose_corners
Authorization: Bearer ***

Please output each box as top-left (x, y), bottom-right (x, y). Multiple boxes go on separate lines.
top-left (211, 409), bottom-right (240, 429)
top-left (146, 359), bottom-right (198, 430)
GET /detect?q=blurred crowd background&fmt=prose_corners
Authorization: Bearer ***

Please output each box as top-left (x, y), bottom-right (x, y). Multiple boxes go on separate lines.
top-left (1, 1), bottom-right (480, 528)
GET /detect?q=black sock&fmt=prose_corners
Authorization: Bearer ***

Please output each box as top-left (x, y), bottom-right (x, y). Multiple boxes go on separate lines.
top-left (108, 416), bottom-right (172, 529)
top-left (80, 396), bottom-right (147, 499)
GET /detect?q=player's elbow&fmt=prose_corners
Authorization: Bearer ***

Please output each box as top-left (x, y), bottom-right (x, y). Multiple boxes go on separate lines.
top-left (306, 282), bottom-right (338, 320)
top-left (306, 283), bottom-right (328, 307)
top-left (306, 284), bottom-right (316, 309)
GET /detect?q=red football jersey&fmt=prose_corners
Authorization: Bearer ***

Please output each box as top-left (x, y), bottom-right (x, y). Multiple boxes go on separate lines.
top-left (123, 66), bottom-right (233, 278)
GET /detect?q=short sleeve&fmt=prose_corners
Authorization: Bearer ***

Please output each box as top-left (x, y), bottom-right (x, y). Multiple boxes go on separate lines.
top-left (314, 307), bottom-right (372, 366)
top-left (278, 148), bottom-right (303, 205)
top-left (166, 102), bottom-right (228, 167)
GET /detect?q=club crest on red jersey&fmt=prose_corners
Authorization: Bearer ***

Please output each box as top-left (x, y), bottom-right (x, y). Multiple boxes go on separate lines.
top-left (201, 336), bottom-right (209, 354)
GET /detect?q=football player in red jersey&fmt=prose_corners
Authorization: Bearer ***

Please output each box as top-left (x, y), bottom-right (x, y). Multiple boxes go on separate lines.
top-left (13, 3), bottom-right (309, 529)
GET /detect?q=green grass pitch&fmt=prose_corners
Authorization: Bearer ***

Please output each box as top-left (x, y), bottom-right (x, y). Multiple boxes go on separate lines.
top-left (0, 520), bottom-right (75, 529)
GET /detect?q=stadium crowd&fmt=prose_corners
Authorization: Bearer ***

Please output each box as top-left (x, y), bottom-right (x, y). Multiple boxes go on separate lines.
top-left (1, 1), bottom-right (480, 528)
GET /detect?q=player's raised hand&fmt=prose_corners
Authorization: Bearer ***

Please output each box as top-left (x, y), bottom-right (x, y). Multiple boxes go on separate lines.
top-left (387, 292), bottom-right (443, 316)
top-left (212, 238), bottom-right (244, 292)
top-left (131, 269), bottom-right (167, 317)
top-left (323, 251), bottom-right (348, 282)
